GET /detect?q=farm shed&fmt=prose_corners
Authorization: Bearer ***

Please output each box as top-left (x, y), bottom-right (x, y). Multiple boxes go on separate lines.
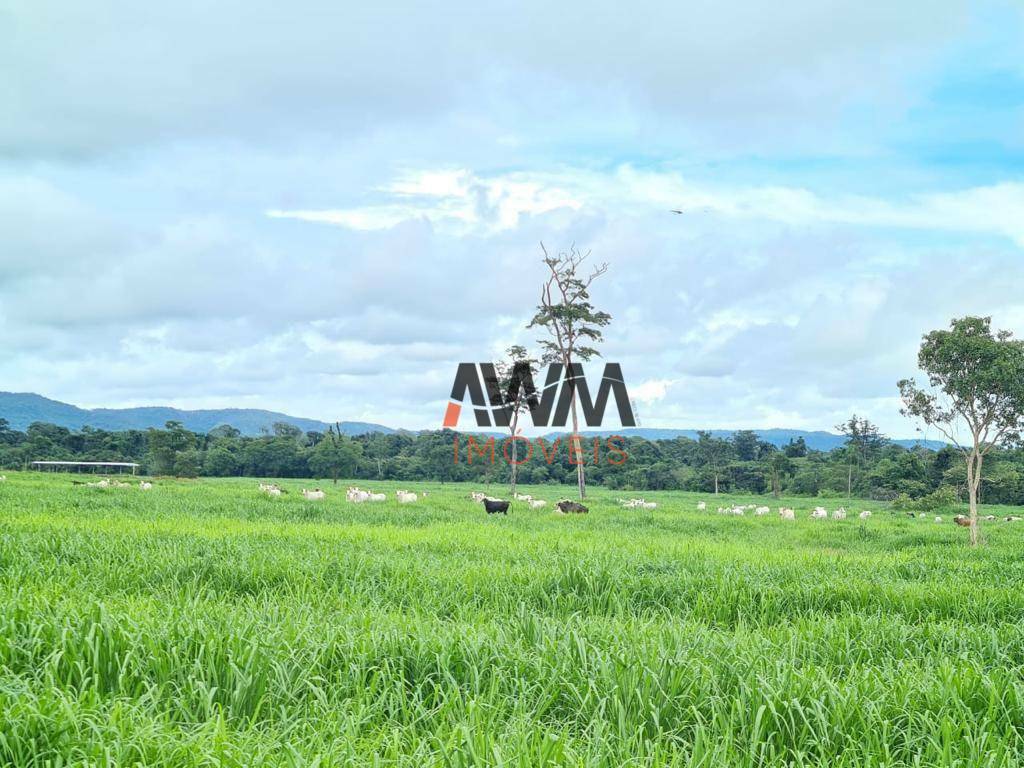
top-left (30, 461), bottom-right (140, 475)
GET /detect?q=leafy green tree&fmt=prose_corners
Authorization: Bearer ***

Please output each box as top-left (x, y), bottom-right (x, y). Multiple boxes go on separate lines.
top-left (930, 445), bottom-right (958, 489)
top-left (835, 415), bottom-right (886, 497)
top-left (25, 422), bottom-right (73, 460)
top-left (173, 449), bottom-right (201, 478)
top-left (695, 431), bottom-right (732, 494)
top-left (362, 433), bottom-right (390, 478)
top-left (0, 418), bottom-right (17, 445)
top-left (204, 445), bottom-right (239, 476)
top-left (732, 430), bottom-right (760, 461)
top-left (244, 436), bottom-right (308, 477)
top-left (726, 461), bottom-right (767, 494)
top-left (789, 465), bottom-right (821, 496)
top-left (767, 452), bottom-right (794, 498)
top-left (867, 452), bottom-right (929, 499)
top-left (784, 437), bottom-right (808, 458)
top-left (982, 461), bottom-right (1023, 505)
top-left (492, 344), bottom-right (539, 496)
top-left (273, 422), bottom-right (304, 440)
top-left (899, 316), bottom-right (1024, 545)
top-left (146, 421), bottom-right (195, 476)
top-left (309, 425), bottom-right (361, 483)
top-left (528, 243), bottom-right (610, 500)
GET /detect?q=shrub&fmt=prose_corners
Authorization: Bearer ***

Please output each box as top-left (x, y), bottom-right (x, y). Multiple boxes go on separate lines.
top-left (891, 492), bottom-right (914, 510)
top-left (914, 486), bottom-right (958, 511)
top-left (892, 486), bottom-right (958, 512)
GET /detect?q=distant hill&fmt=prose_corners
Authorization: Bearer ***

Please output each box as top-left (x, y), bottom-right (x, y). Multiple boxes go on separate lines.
top-left (0, 392), bottom-right (394, 438)
top-left (0, 392), bottom-right (945, 449)
top-left (544, 427), bottom-right (946, 452)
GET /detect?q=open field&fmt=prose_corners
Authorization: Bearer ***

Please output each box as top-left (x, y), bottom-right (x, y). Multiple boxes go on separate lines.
top-left (2, 473), bottom-right (1024, 766)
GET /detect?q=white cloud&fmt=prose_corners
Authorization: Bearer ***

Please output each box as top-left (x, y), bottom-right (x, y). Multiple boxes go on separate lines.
top-left (631, 379), bottom-right (675, 404)
top-left (0, 0), bottom-right (975, 157)
top-left (0, 0), bottom-right (1021, 438)
top-left (268, 169), bottom-right (582, 234)
top-left (268, 165), bottom-right (1024, 246)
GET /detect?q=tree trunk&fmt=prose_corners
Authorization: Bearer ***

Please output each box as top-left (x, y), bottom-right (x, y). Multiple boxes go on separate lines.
top-left (714, 473), bottom-right (719, 495)
top-left (509, 412), bottom-right (519, 496)
top-left (568, 365), bottom-right (586, 500)
top-left (847, 465), bottom-right (852, 498)
top-left (967, 446), bottom-right (982, 547)
top-left (571, 407), bottom-right (585, 500)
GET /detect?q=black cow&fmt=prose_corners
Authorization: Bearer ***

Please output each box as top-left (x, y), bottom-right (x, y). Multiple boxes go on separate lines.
top-left (482, 498), bottom-right (511, 515)
top-left (556, 500), bottom-right (589, 514)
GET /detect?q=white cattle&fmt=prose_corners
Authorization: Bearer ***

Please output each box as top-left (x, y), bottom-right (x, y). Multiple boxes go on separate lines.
top-left (641, 501), bottom-right (657, 509)
top-left (0, 475), bottom-right (6, 482)
top-left (832, 509), bottom-right (847, 520)
top-left (87, 479), bottom-right (110, 488)
top-left (859, 510), bottom-right (872, 519)
top-left (754, 506), bottom-right (770, 516)
top-left (397, 491), bottom-right (418, 503)
top-left (139, 481), bottom-right (153, 491)
top-left (347, 487), bottom-right (370, 503)
top-left (697, 501), bottom-right (707, 511)
top-left (529, 499), bottom-right (547, 509)
top-left (266, 487), bottom-right (282, 497)
top-left (1005, 516), bottom-right (1023, 522)
top-left (368, 492), bottom-right (386, 502)
top-left (302, 488), bottom-right (326, 500)
top-left (731, 506), bottom-right (745, 516)
top-left (470, 492), bottom-right (486, 502)
top-left (934, 516), bottom-right (943, 523)
top-left (810, 508), bottom-right (828, 519)
top-left (259, 482), bottom-right (280, 492)
top-left (514, 493), bottom-right (533, 501)
top-left (779, 507), bottom-right (795, 520)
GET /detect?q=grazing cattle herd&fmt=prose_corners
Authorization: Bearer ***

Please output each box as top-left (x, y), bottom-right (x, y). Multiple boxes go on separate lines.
top-left (45, 477), bottom-right (1024, 526)
top-left (476, 492), bottom-right (587, 515)
top-left (68, 477), bottom-right (153, 491)
top-left (621, 498), bottom-right (658, 509)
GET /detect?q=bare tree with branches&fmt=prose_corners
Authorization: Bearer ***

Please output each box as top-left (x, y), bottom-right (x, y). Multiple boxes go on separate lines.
top-left (528, 243), bottom-right (610, 500)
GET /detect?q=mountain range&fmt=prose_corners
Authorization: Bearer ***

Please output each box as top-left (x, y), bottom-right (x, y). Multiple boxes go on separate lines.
top-left (0, 392), bottom-right (946, 450)
top-left (0, 392), bottom-right (392, 437)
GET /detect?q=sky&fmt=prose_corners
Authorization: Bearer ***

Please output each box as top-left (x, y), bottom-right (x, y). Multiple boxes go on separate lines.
top-left (1, 1), bottom-right (1022, 436)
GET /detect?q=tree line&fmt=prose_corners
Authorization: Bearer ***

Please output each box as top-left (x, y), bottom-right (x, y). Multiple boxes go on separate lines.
top-left (6, 416), bottom-right (1024, 505)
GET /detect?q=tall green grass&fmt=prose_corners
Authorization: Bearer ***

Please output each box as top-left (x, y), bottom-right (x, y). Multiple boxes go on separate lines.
top-left (0, 472), bottom-right (1022, 766)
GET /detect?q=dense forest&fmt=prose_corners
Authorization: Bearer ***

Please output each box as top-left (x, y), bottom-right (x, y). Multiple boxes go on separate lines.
top-left (4, 416), bottom-right (1024, 505)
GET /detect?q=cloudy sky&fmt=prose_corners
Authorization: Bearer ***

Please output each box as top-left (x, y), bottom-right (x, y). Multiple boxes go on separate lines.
top-left (2, 1), bottom-right (1022, 436)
